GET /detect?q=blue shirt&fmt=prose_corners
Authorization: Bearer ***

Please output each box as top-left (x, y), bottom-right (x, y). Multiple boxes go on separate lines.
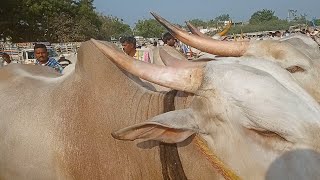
top-left (36, 57), bottom-right (63, 73)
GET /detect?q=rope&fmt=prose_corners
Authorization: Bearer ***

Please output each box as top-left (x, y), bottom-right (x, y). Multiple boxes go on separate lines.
top-left (194, 135), bottom-right (242, 180)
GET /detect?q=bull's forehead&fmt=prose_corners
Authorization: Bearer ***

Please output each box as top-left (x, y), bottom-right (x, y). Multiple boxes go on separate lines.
top-left (280, 34), bottom-right (320, 58)
top-left (194, 60), bottom-right (320, 142)
top-left (215, 57), bottom-right (320, 101)
top-left (245, 35), bottom-right (320, 68)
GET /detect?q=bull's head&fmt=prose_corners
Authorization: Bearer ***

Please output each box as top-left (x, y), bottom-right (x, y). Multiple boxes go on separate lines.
top-left (91, 39), bottom-right (320, 179)
top-left (150, 12), bottom-right (320, 103)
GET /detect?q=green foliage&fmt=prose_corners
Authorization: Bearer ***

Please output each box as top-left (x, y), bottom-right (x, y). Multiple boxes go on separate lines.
top-left (0, 0), bottom-right (129, 43)
top-left (207, 14), bottom-right (230, 28)
top-left (188, 19), bottom-right (208, 28)
top-left (249, 9), bottom-right (279, 24)
top-left (133, 19), bottom-right (165, 38)
top-left (97, 15), bottom-right (132, 40)
top-left (215, 14), bottom-right (230, 22)
top-left (229, 20), bottom-right (290, 34)
top-left (291, 14), bottom-right (310, 25)
top-left (1, 5), bottom-right (317, 43)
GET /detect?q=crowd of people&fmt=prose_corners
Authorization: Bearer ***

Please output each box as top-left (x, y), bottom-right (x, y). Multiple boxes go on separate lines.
top-left (119, 27), bottom-right (320, 62)
top-left (119, 31), bottom-right (191, 63)
top-left (1, 28), bottom-right (319, 72)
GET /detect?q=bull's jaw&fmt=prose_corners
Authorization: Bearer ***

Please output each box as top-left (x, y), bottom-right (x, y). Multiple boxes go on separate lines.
top-left (200, 113), bottom-right (320, 180)
top-left (189, 71), bottom-right (310, 179)
top-left (202, 133), bottom-right (320, 179)
top-left (190, 105), bottom-right (270, 179)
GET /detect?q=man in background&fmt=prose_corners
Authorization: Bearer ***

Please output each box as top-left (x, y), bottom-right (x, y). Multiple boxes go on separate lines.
top-left (162, 32), bottom-right (188, 58)
top-left (34, 44), bottom-right (63, 73)
top-left (162, 32), bottom-right (176, 47)
top-left (120, 36), bottom-right (150, 63)
top-left (58, 55), bottom-right (72, 69)
top-left (0, 53), bottom-right (12, 67)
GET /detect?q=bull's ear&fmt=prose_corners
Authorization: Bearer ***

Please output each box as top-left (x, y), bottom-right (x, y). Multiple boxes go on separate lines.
top-left (111, 109), bottom-right (198, 143)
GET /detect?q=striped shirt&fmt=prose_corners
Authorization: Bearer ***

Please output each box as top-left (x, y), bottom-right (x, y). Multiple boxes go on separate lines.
top-left (36, 57), bottom-right (63, 73)
top-left (134, 49), bottom-right (150, 63)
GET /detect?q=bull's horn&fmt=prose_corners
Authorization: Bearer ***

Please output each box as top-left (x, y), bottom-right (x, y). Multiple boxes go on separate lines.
top-left (159, 48), bottom-right (208, 68)
top-left (151, 12), bottom-right (249, 57)
top-left (218, 21), bottom-right (232, 36)
top-left (91, 39), bottom-right (203, 93)
top-left (186, 21), bottom-right (231, 40)
top-left (185, 21), bottom-right (212, 39)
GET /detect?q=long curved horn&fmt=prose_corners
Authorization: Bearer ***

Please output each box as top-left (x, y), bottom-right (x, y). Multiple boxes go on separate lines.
top-left (218, 21), bottom-right (232, 36)
top-left (186, 21), bottom-right (231, 40)
top-left (159, 48), bottom-right (208, 68)
top-left (151, 12), bottom-right (249, 57)
top-left (185, 21), bottom-right (212, 39)
top-left (91, 39), bottom-right (203, 93)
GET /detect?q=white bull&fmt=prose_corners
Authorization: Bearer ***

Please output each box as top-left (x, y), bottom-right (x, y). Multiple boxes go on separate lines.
top-left (93, 38), bottom-right (320, 179)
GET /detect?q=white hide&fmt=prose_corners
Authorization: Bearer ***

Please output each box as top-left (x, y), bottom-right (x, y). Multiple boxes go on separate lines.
top-left (113, 58), bottom-right (320, 179)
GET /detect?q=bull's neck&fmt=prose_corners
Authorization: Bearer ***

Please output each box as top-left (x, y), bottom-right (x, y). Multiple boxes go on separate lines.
top-left (75, 41), bottom-right (176, 121)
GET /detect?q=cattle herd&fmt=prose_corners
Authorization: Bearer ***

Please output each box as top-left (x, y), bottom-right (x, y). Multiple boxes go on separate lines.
top-left (1, 12), bottom-right (320, 180)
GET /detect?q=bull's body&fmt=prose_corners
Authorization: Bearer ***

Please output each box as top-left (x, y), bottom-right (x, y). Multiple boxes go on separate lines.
top-left (0, 41), bottom-right (218, 179)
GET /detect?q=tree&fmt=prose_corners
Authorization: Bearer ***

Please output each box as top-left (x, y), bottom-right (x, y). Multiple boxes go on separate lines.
top-left (187, 19), bottom-right (207, 28)
top-left (207, 14), bottom-right (230, 28)
top-left (249, 9), bottom-right (279, 24)
top-left (215, 14), bottom-right (230, 22)
top-left (133, 19), bottom-right (165, 38)
top-left (315, 19), bottom-right (320, 26)
top-left (0, 0), bottom-right (36, 42)
top-left (71, 0), bottom-right (102, 42)
top-left (292, 14), bottom-right (310, 25)
top-left (0, 0), bottom-right (104, 42)
top-left (97, 15), bottom-right (132, 40)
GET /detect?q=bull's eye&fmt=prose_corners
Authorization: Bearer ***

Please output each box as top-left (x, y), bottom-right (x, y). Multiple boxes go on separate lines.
top-left (254, 130), bottom-right (286, 140)
top-left (247, 128), bottom-right (289, 143)
top-left (285, 66), bottom-right (305, 73)
top-left (245, 128), bottom-right (293, 152)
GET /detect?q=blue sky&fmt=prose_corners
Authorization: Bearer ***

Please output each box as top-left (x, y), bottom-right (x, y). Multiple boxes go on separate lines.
top-left (93, 0), bottom-right (320, 27)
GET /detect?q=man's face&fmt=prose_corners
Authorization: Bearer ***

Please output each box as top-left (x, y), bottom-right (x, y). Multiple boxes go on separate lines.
top-left (167, 37), bottom-right (176, 47)
top-left (34, 48), bottom-right (49, 63)
top-left (122, 42), bottom-right (135, 56)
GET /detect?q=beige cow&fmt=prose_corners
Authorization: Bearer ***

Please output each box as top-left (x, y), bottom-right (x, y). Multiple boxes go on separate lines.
top-left (0, 41), bottom-right (220, 179)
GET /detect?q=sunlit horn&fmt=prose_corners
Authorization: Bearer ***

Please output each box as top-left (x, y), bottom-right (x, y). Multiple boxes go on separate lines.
top-left (159, 48), bottom-right (208, 68)
top-left (185, 21), bottom-right (211, 39)
top-left (218, 21), bottom-right (232, 36)
top-left (91, 39), bottom-right (203, 93)
top-left (151, 12), bottom-right (249, 57)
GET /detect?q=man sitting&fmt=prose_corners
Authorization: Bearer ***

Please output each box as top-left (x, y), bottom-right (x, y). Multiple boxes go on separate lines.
top-left (58, 55), bottom-right (72, 69)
